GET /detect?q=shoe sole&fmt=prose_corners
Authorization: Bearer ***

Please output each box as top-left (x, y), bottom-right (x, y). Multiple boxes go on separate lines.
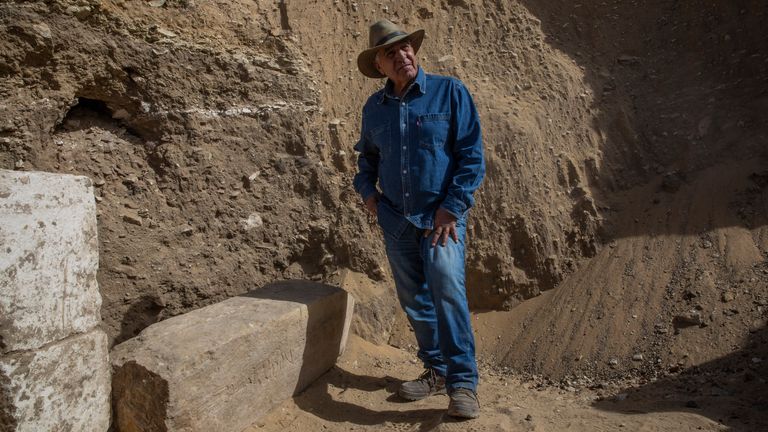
top-left (398, 387), bottom-right (447, 401)
top-left (447, 410), bottom-right (480, 419)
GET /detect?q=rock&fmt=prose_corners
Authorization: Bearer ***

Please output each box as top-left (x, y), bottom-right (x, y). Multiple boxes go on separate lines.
top-left (112, 108), bottom-right (131, 120)
top-left (721, 291), bottom-right (735, 303)
top-left (240, 212), bottom-right (263, 230)
top-left (156, 28), bottom-right (177, 38)
top-left (31, 23), bottom-right (52, 40)
top-left (525, 414), bottom-right (533, 421)
top-left (283, 261), bottom-right (304, 278)
top-left (438, 54), bottom-right (456, 64)
top-left (697, 116), bottom-right (712, 138)
top-left (178, 224), bottom-right (194, 235)
top-left (617, 55), bottom-right (641, 64)
top-left (111, 281), bottom-right (354, 432)
top-left (148, 0), bottom-right (166, 7)
top-left (124, 174), bottom-right (140, 185)
top-left (682, 289), bottom-right (698, 300)
top-left (673, 311), bottom-right (703, 328)
top-left (242, 172), bottom-right (261, 190)
top-left (122, 211), bottom-right (143, 226)
top-left (65, 5), bottom-right (92, 19)
top-left (632, 353), bottom-right (644, 361)
top-left (608, 358), bottom-right (618, 366)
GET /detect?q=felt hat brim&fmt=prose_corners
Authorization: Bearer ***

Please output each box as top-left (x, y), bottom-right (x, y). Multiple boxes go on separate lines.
top-left (357, 29), bottom-right (425, 79)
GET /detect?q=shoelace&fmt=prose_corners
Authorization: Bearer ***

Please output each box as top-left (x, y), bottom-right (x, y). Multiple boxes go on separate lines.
top-left (418, 368), bottom-right (436, 384)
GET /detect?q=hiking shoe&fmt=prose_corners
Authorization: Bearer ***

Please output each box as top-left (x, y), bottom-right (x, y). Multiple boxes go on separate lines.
top-left (398, 368), bottom-right (446, 401)
top-left (447, 388), bottom-right (480, 419)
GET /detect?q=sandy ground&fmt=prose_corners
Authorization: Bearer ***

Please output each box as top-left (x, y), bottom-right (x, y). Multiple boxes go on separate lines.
top-left (246, 335), bottom-right (747, 432)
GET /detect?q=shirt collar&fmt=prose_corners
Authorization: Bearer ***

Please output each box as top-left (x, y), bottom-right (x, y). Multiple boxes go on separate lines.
top-left (377, 67), bottom-right (427, 104)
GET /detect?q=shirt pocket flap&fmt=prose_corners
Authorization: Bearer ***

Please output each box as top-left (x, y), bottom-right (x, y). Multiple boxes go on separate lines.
top-left (418, 113), bottom-right (451, 150)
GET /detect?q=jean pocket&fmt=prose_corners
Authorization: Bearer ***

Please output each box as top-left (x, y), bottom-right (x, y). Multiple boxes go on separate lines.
top-left (418, 113), bottom-right (450, 152)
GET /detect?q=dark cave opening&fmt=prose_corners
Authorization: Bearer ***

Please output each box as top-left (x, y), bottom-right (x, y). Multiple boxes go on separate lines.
top-left (55, 97), bottom-right (116, 133)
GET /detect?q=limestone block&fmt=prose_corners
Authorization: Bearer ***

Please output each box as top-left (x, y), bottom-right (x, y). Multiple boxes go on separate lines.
top-left (111, 280), bottom-right (355, 432)
top-left (0, 329), bottom-right (111, 432)
top-left (0, 169), bottom-right (101, 353)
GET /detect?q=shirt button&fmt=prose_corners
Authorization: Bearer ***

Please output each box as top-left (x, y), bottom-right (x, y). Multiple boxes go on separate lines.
top-left (403, 170), bottom-right (407, 174)
top-left (402, 146), bottom-right (407, 150)
top-left (405, 193), bottom-right (410, 197)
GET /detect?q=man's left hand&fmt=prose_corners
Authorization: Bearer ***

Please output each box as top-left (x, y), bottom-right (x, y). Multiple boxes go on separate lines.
top-left (424, 207), bottom-right (458, 247)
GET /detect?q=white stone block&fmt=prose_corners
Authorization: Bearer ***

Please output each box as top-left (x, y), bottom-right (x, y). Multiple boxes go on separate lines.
top-left (0, 169), bottom-right (101, 353)
top-left (111, 280), bottom-right (355, 432)
top-left (0, 329), bottom-right (111, 432)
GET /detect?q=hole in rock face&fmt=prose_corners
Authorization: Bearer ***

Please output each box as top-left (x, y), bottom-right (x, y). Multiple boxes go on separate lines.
top-left (56, 96), bottom-right (161, 142)
top-left (56, 97), bottom-right (116, 133)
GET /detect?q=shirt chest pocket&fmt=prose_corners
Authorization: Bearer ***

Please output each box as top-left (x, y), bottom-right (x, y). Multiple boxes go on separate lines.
top-left (418, 113), bottom-right (451, 152)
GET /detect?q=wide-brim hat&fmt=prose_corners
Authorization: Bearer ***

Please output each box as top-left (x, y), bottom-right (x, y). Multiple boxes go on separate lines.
top-left (357, 20), bottom-right (425, 79)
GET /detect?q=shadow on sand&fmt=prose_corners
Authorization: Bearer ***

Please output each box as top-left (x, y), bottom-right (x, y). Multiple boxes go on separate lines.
top-left (292, 366), bottom-right (458, 431)
top-left (595, 325), bottom-right (768, 431)
top-left (243, 280), bottom-right (464, 431)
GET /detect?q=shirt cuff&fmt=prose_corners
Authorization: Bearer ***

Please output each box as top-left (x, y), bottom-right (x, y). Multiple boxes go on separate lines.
top-left (440, 196), bottom-right (467, 220)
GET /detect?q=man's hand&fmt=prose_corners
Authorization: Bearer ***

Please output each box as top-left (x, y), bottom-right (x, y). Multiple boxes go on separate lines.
top-left (424, 207), bottom-right (458, 247)
top-left (364, 193), bottom-right (379, 216)
top-left (365, 193), bottom-right (379, 224)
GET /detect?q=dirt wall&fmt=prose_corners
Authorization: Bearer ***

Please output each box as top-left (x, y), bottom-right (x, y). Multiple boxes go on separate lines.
top-left (1, 0), bottom-right (766, 380)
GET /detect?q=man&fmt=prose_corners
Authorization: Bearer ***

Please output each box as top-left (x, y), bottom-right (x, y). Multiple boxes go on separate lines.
top-left (353, 19), bottom-right (485, 419)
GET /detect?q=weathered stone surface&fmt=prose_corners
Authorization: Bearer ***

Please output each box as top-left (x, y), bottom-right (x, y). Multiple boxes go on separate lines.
top-left (0, 169), bottom-right (101, 353)
top-left (0, 169), bottom-right (109, 431)
top-left (0, 329), bottom-right (111, 432)
top-left (111, 280), bottom-right (354, 432)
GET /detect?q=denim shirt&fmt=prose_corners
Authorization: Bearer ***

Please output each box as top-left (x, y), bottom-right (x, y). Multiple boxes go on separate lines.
top-left (353, 67), bottom-right (485, 239)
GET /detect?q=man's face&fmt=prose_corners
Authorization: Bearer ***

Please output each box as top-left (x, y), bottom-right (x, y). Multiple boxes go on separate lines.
top-left (375, 40), bottom-right (418, 86)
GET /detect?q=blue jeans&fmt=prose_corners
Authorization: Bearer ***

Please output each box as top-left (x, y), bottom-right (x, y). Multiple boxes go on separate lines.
top-left (382, 219), bottom-right (478, 392)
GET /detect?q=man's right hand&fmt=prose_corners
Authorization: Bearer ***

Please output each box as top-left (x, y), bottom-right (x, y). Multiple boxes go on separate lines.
top-left (364, 193), bottom-right (379, 216)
